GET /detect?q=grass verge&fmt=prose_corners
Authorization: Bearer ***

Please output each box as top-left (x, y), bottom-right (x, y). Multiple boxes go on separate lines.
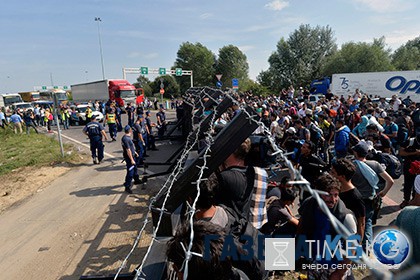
top-left (0, 128), bottom-right (81, 176)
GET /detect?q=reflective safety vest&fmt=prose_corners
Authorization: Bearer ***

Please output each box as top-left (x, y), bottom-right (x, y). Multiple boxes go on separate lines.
top-left (107, 113), bottom-right (116, 124)
top-left (86, 108), bottom-right (93, 119)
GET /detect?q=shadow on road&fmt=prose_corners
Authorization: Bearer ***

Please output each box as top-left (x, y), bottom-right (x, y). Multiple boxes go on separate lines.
top-left (61, 184), bottom-right (159, 279)
top-left (378, 205), bottom-right (401, 216)
top-left (69, 185), bottom-right (124, 197)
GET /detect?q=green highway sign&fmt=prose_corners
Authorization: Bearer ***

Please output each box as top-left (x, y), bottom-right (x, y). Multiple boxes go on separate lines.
top-left (63, 86), bottom-right (68, 89)
top-left (42, 86), bottom-right (47, 90)
top-left (140, 67), bottom-right (148, 75)
top-left (159, 68), bottom-right (166, 75)
top-left (175, 68), bottom-right (182, 76)
top-left (53, 86), bottom-right (58, 89)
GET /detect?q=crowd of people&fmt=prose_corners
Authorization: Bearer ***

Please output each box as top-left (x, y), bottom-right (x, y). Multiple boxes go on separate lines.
top-left (0, 104), bottom-right (56, 134)
top-left (162, 88), bottom-right (420, 280)
top-left (2, 87), bottom-right (419, 279)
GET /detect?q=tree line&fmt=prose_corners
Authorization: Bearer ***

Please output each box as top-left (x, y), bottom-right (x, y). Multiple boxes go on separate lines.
top-left (134, 24), bottom-right (420, 97)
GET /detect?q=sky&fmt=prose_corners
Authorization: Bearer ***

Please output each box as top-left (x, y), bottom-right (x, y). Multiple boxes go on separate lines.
top-left (1, 0), bottom-right (419, 93)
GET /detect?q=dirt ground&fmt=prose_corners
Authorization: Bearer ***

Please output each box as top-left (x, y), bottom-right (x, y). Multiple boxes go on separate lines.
top-left (0, 165), bottom-right (71, 214)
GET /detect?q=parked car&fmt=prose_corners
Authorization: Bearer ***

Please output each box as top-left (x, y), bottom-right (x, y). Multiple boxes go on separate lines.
top-left (309, 94), bottom-right (325, 105)
top-left (11, 102), bottom-right (34, 112)
top-left (71, 104), bottom-right (104, 125)
top-left (32, 100), bottom-right (54, 109)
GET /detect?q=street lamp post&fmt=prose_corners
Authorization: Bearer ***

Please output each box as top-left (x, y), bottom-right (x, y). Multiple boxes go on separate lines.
top-left (94, 17), bottom-right (105, 80)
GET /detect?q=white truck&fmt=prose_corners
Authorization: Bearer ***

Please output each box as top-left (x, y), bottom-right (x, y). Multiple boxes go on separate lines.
top-left (0, 93), bottom-right (24, 109)
top-left (330, 70), bottom-right (420, 102)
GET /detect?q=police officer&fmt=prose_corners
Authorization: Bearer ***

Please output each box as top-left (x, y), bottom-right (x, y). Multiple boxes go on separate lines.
top-left (105, 107), bottom-right (118, 141)
top-left (156, 105), bottom-right (166, 139)
top-left (83, 115), bottom-right (108, 164)
top-left (121, 125), bottom-right (141, 193)
top-left (145, 111), bottom-right (157, 150)
top-left (116, 105), bottom-right (123, 132)
top-left (132, 114), bottom-right (146, 166)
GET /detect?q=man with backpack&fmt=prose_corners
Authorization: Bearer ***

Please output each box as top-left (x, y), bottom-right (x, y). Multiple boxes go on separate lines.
top-left (365, 124), bottom-right (392, 154)
top-left (383, 116), bottom-right (399, 151)
top-left (351, 142), bottom-right (394, 247)
top-left (399, 126), bottom-right (420, 208)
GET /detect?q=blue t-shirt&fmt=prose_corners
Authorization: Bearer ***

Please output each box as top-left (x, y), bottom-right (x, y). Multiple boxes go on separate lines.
top-left (10, 114), bottom-right (22, 124)
top-left (383, 122), bottom-right (398, 143)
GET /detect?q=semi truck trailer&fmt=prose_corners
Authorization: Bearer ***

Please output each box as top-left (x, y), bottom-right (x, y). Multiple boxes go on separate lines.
top-left (71, 79), bottom-right (138, 107)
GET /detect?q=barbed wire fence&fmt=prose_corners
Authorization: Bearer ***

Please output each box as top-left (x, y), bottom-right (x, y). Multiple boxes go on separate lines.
top-left (112, 86), bottom-right (419, 280)
top-left (113, 88), bottom-right (214, 280)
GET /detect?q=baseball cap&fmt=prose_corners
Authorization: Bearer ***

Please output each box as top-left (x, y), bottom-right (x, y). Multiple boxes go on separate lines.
top-left (352, 142), bottom-right (369, 157)
top-left (124, 125), bottom-right (131, 132)
top-left (286, 127), bottom-right (296, 134)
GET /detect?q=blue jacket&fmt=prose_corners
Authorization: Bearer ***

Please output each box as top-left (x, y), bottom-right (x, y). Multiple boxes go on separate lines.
top-left (335, 125), bottom-right (350, 153)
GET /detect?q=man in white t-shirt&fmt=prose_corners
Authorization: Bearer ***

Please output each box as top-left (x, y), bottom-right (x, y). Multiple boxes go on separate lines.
top-left (392, 95), bottom-right (402, 112)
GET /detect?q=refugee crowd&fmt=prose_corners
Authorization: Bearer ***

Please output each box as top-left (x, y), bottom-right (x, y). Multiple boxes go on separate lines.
top-left (163, 88), bottom-right (420, 280)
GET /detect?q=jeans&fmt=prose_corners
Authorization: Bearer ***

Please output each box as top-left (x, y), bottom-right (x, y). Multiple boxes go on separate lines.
top-left (108, 123), bottom-right (117, 139)
top-left (363, 199), bottom-right (374, 249)
top-left (26, 122), bottom-right (38, 134)
top-left (63, 118), bottom-right (69, 129)
top-left (403, 166), bottom-right (415, 202)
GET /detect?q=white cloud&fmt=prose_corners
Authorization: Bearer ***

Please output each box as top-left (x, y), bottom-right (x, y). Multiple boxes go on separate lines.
top-left (118, 30), bottom-right (148, 39)
top-left (127, 52), bottom-right (141, 58)
top-left (199, 13), bottom-right (213, 19)
top-left (238, 45), bottom-right (256, 52)
top-left (385, 30), bottom-right (419, 49)
top-left (244, 24), bottom-right (272, 32)
top-left (143, 52), bottom-right (159, 59)
top-left (353, 0), bottom-right (412, 13)
top-left (265, 0), bottom-right (289, 11)
top-left (127, 52), bottom-right (158, 59)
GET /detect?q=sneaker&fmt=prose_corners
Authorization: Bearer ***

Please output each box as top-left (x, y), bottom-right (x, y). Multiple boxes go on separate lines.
top-left (93, 157), bottom-right (98, 164)
top-left (124, 187), bottom-right (133, 194)
top-left (400, 200), bottom-right (409, 209)
top-left (134, 179), bottom-right (142, 185)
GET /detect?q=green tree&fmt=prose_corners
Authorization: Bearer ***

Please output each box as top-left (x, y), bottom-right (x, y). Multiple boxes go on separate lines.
top-left (174, 42), bottom-right (216, 93)
top-left (322, 37), bottom-right (394, 75)
top-left (264, 24), bottom-right (337, 91)
top-left (241, 79), bottom-right (271, 96)
top-left (392, 36), bottom-right (420, 70)
top-left (133, 75), bottom-right (152, 96)
top-left (150, 75), bottom-right (180, 98)
top-left (214, 45), bottom-right (249, 90)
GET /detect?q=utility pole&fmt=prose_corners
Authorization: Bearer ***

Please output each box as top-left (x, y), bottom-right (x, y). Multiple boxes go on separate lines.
top-left (95, 17), bottom-right (105, 80)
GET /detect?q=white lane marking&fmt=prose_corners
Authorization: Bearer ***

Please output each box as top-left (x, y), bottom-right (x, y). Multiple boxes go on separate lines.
top-left (55, 131), bottom-right (116, 159)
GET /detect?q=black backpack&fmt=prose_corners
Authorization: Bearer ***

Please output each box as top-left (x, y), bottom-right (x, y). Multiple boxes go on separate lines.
top-left (371, 151), bottom-right (402, 179)
top-left (397, 124), bottom-right (409, 143)
top-left (309, 123), bottom-right (323, 143)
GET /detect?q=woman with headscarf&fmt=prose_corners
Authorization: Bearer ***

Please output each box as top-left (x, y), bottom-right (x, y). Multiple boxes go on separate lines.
top-left (352, 115), bottom-right (369, 138)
